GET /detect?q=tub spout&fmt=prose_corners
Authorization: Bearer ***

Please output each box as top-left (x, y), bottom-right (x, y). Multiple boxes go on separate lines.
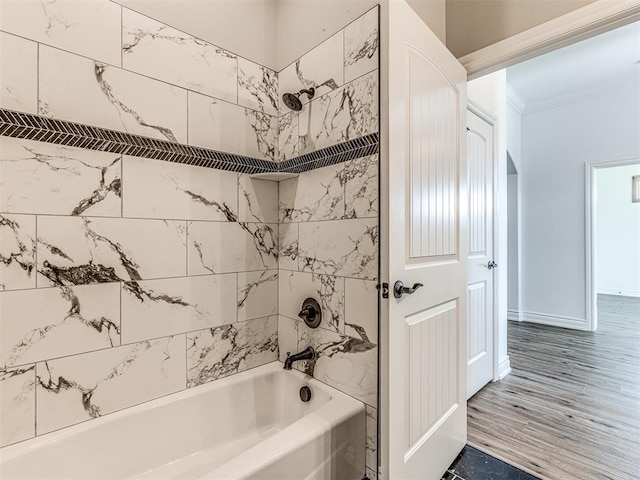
top-left (283, 346), bottom-right (316, 370)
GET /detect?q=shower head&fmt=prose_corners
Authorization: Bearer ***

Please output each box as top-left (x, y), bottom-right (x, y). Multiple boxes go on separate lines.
top-left (282, 88), bottom-right (315, 111)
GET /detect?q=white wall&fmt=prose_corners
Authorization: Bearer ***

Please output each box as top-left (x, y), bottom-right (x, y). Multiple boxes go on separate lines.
top-left (596, 163), bottom-right (640, 297)
top-left (114, 0), bottom-right (278, 68)
top-left (507, 173), bottom-right (519, 312)
top-left (445, 0), bottom-right (597, 58)
top-left (520, 85), bottom-right (640, 328)
top-left (468, 70), bottom-right (511, 379)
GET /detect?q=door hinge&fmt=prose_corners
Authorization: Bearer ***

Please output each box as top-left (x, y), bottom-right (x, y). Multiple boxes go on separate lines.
top-left (377, 282), bottom-right (389, 299)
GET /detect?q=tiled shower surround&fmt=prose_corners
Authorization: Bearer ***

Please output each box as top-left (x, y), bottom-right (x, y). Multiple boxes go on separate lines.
top-left (0, 1), bottom-right (379, 475)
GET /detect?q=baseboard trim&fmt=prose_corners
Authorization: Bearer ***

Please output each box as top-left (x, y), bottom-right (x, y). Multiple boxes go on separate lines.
top-left (498, 357), bottom-right (512, 380)
top-left (597, 288), bottom-right (640, 298)
top-left (520, 311), bottom-right (588, 331)
top-left (507, 309), bottom-right (522, 321)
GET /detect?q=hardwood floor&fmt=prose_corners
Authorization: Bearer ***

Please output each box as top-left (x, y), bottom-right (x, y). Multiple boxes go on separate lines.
top-left (467, 294), bottom-right (640, 480)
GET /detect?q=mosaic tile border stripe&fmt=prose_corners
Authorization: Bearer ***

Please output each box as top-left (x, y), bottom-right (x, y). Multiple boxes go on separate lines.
top-left (0, 109), bottom-right (378, 174)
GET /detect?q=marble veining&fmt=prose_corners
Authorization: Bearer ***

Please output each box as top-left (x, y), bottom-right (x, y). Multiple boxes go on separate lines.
top-left (1, 283), bottom-right (121, 369)
top-left (0, 214), bottom-right (36, 291)
top-left (278, 223), bottom-right (299, 271)
top-left (238, 175), bottom-right (278, 224)
top-left (39, 46), bottom-right (187, 143)
top-left (238, 58), bottom-right (279, 116)
top-left (298, 219), bottom-right (378, 280)
top-left (343, 154), bottom-right (378, 219)
top-left (366, 406), bottom-right (378, 474)
top-left (35, 335), bottom-right (186, 435)
top-left (0, 365), bottom-right (35, 448)
top-left (122, 8), bottom-right (237, 103)
top-left (344, 8), bottom-right (379, 83)
top-left (187, 316), bottom-right (278, 387)
top-left (238, 270), bottom-right (278, 322)
top-left (0, 0), bottom-right (122, 66)
top-left (121, 275), bottom-right (237, 343)
top-left (279, 271), bottom-right (345, 334)
top-left (278, 111), bottom-right (299, 162)
top-left (298, 326), bottom-right (377, 407)
top-left (122, 155), bottom-right (237, 222)
top-left (299, 71), bottom-right (378, 155)
top-left (279, 31), bottom-right (344, 112)
top-left (345, 278), bottom-right (378, 344)
top-left (37, 216), bottom-right (186, 286)
top-left (1, 136), bottom-right (122, 217)
top-left (279, 162), bottom-right (345, 222)
top-left (244, 109), bottom-right (277, 162)
top-left (0, 32), bottom-right (37, 114)
top-left (188, 221), bottom-right (277, 275)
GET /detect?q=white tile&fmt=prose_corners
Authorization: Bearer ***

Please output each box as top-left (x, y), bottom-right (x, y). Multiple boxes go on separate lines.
top-left (122, 9), bottom-right (237, 103)
top-left (278, 111), bottom-right (299, 162)
top-left (0, 283), bottom-right (120, 369)
top-left (0, 32), bottom-right (37, 114)
top-left (188, 92), bottom-right (277, 162)
top-left (299, 71), bottom-right (378, 154)
top-left (365, 406), bottom-right (378, 472)
top-left (299, 327), bottom-right (377, 407)
top-left (279, 163), bottom-right (345, 222)
top-left (278, 223), bottom-right (299, 271)
top-left (344, 154), bottom-right (378, 219)
top-left (279, 271), bottom-right (345, 334)
top-left (122, 155), bottom-right (237, 221)
top-left (187, 316), bottom-right (277, 387)
top-left (279, 31), bottom-right (344, 111)
top-left (0, 0), bottom-right (121, 66)
top-left (298, 219), bottom-right (377, 280)
top-left (39, 46), bottom-right (187, 143)
top-left (238, 175), bottom-right (279, 224)
top-left (0, 365), bottom-right (35, 448)
top-left (237, 58), bottom-right (278, 116)
top-left (0, 214), bottom-right (36, 291)
top-left (344, 8), bottom-right (379, 83)
top-left (121, 274), bottom-right (236, 344)
top-left (238, 270), bottom-right (278, 322)
top-left (242, 109), bottom-right (278, 162)
top-left (37, 216), bottom-right (187, 286)
top-left (36, 335), bottom-right (186, 435)
top-left (277, 316), bottom-right (299, 363)
top-left (345, 279), bottom-right (378, 344)
top-left (187, 221), bottom-right (277, 275)
top-left (187, 92), bottom-right (244, 154)
top-left (1, 136), bottom-right (121, 217)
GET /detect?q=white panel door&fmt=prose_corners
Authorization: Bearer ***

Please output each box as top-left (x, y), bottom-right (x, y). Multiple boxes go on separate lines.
top-left (386, 1), bottom-right (468, 478)
top-left (466, 110), bottom-right (495, 399)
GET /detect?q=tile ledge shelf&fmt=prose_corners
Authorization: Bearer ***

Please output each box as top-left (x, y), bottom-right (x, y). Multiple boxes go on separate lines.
top-left (0, 109), bottom-right (379, 176)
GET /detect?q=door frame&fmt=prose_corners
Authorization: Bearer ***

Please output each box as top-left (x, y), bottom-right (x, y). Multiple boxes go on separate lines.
top-left (467, 100), bottom-right (501, 382)
top-left (459, 0), bottom-right (640, 80)
top-left (585, 157), bottom-right (640, 331)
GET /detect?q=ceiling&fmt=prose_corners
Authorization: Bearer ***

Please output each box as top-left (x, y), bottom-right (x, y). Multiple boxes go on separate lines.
top-left (507, 20), bottom-right (640, 112)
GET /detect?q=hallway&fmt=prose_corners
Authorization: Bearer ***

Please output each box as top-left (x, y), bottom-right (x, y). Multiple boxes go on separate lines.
top-left (467, 295), bottom-right (640, 480)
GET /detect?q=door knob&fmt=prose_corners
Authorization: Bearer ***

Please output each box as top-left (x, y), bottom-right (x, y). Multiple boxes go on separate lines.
top-left (393, 281), bottom-right (424, 299)
top-left (487, 261), bottom-right (498, 269)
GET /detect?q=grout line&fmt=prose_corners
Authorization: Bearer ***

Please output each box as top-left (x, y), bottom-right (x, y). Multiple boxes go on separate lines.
top-left (120, 5), bottom-right (123, 68)
top-left (36, 42), bottom-right (40, 114)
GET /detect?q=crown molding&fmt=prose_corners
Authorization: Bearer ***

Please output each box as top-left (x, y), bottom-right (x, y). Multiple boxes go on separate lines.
top-left (506, 84), bottom-right (527, 115)
top-left (523, 78), bottom-right (639, 115)
top-left (459, 0), bottom-right (640, 79)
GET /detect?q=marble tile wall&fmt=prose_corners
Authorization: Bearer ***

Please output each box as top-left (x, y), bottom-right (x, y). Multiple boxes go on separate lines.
top-left (0, 134), bottom-right (279, 447)
top-left (0, 0), bottom-right (279, 161)
top-left (1, 5), bottom-right (379, 477)
top-left (278, 7), bottom-right (379, 162)
top-left (275, 9), bottom-right (380, 478)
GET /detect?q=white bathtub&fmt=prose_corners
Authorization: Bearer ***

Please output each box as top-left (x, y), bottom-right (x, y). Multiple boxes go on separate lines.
top-left (0, 362), bottom-right (365, 480)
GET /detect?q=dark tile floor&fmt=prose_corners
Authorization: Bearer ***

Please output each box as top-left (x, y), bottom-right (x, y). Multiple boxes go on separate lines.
top-left (443, 445), bottom-right (540, 480)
